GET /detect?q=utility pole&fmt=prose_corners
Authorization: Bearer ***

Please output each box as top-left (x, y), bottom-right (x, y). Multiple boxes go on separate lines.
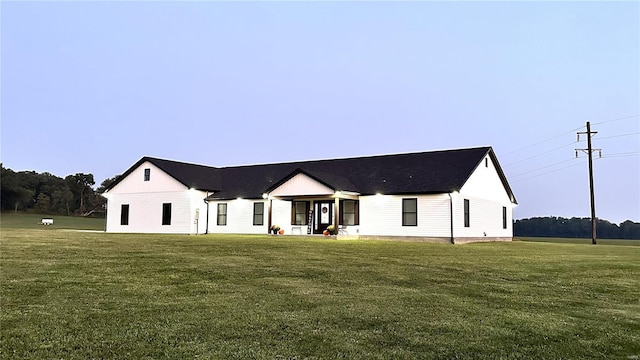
top-left (576, 121), bottom-right (601, 245)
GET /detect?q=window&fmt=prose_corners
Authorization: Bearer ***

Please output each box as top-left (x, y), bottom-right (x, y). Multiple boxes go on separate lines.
top-left (485, 158), bottom-right (489, 167)
top-left (464, 199), bottom-right (470, 227)
top-left (503, 206), bottom-right (507, 229)
top-left (144, 168), bottom-right (150, 181)
top-left (402, 198), bottom-right (417, 226)
top-left (253, 202), bottom-right (264, 226)
top-left (291, 201), bottom-right (310, 225)
top-left (340, 200), bottom-right (359, 226)
top-left (217, 203), bottom-right (227, 226)
top-left (162, 203), bottom-right (172, 225)
top-left (120, 204), bottom-right (129, 225)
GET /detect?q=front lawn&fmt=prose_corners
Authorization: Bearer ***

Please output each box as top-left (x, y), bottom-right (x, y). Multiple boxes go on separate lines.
top-left (1, 229), bottom-right (639, 359)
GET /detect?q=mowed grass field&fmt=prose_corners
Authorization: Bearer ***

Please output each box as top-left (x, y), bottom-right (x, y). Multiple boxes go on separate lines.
top-left (1, 214), bottom-right (639, 359)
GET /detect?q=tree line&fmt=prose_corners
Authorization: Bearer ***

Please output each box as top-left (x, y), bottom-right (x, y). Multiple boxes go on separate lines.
top-left (1, 164), bottom-right (119, 216)
top-left (514, 216), bottom-right (640, 240)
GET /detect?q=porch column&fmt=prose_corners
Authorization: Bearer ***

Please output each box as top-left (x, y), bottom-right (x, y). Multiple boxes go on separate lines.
top-left (267, 198), bottom-right (272, 234)
top-left (334, 196), bottom-right (340, 230)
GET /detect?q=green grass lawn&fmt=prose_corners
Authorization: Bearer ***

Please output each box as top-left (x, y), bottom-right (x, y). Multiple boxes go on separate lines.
top-left (517, 236), bottom-right (640, 246)
top-left (1, 212), bottom-right (105, 231)
top-left (1, 219), bottom-right (639, 359)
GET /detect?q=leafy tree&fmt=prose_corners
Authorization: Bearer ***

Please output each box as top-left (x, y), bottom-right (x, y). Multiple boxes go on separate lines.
top-left (1, 165), bottom-right (34, 212)
top-left (36, 172), bottom-right (70, 214)
top-left (51, 188), bottom-right (74, 216)
top-left (33, 193), bottom-right (51, 214)
top-left (96, 175), bottom-right (121, 194)
top-left (65, 173), bottom-right (95, 215)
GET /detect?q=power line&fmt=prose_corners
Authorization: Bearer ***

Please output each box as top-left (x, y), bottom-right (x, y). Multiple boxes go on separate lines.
top-left (502, 125), bottom-right (584, 156)
top-left (509, 157), bottom-right (577, 178)
top-left (510, 159), bottom-right (586, 183)
top-left (504, 141), bottom-right (578, 167)
top-left (596, 132), bottom-right (640, 141)
top-left (504, 115), bottom-right (638, 187)
top-left (591, 114), bottom-right (640, 126)
top-left (508, 150), bottom-right (637, 182)
top-left (503, 114), bottom-right (638, 158)
top-left (598, 152), bottom-right (640, 158)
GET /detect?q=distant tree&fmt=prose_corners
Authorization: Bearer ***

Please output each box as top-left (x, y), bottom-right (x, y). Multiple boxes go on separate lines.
top-left (1, 165), bottom-right (34, 212)
top-left (96, 175), bottom-right (121, 194)
top-left (65, 173), bottom-right (95, 215)
top-left (1, 165), bottom-right (115, 217)
top-left (515, 216), bottom-right (639, 240)
top-left (33, 193), bottom-right (51, 214)
top-left (36, 172), bottom-right (71, 214)
top-left (620, 221), bottom-right (640, 240)
top-left (51, 188), bottom-right (74, 216)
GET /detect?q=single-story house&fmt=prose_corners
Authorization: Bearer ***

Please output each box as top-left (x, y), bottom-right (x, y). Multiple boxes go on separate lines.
top-left (103, 146), bottom-right (517, 243)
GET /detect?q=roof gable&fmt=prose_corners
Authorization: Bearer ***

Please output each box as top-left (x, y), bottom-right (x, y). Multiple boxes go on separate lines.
top-left (106, 160), bottom-right (191, 194)
top-left (105, 157), bottom-right (222, 193)
top-left (458, 149), bottom-right (517, 204)
top-left (269, 171), bottom-right (335, 197)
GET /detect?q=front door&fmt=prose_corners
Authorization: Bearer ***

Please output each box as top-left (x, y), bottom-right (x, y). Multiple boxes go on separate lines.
top-left (314, 201), bottom-right (333, 234)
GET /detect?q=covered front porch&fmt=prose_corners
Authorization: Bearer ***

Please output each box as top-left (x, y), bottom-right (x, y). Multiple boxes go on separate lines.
top-left (262, 169), bottom-right (360, 236)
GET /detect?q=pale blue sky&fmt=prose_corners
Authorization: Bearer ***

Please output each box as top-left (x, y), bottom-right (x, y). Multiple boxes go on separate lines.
top-left (2, 1), bottom-right (638, 223)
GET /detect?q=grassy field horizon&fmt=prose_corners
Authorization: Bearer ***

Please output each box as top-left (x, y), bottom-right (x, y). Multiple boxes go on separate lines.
top-left (1, 214), bottom-right (639, 358)
top-left (1, 212), bottom-right (105, 231)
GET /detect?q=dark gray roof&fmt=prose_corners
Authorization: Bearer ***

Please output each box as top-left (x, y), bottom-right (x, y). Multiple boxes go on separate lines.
top-left (107, 157), bottom-right (223, 192)
top-left (107, 147), bottom-right (517, 204)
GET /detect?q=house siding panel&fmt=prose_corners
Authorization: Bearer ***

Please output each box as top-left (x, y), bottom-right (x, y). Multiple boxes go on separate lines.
top-left (452, 196), bottom-right (512, 239)
top-left (271, 199), bottom-right (295, 233)
top-left (359, 194), bottom-right (451, 237)
top-left (106, 188), bottom-right (207, 234)
top-left (108, 161), bottom-right (187, 194)
top-left (460, 156), bottom-right (511, 203)
top-left (107, 192), bottom-right (188, 233)
top-left (270, 173), bottom-right (334, 196)
top-left (456, 155), bottom-right (514, 239)
top-left (207, 199), bottom-right (268, 234)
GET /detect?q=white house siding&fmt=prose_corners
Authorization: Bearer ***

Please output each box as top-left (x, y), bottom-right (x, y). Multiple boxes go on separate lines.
top-left (109, 161), bottom-right (187, 193)
top-left (105, 162), bottom-right (207, 234)
top-left (460, 155), bottom-right (512, 203)
top-left (270, 173), bottom-right (334, 197)
top-left (451, 195), bottom-right (511, 240)
top-left (454, 155), bottom-right (513, 241)
top-left (271, 199), bottom-right (296, 234)
top-left (358, 194), bottom-right (451, 238)
top-left (207, 199), bottom-right (269, 234)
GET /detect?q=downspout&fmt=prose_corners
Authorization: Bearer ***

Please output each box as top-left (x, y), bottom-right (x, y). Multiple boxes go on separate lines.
top-left (448, 192), bottom-right (455, 244)
top-left (267, 198), bottom-right (273, 234)
top-left (204, 192), bottom-right (210, 235)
